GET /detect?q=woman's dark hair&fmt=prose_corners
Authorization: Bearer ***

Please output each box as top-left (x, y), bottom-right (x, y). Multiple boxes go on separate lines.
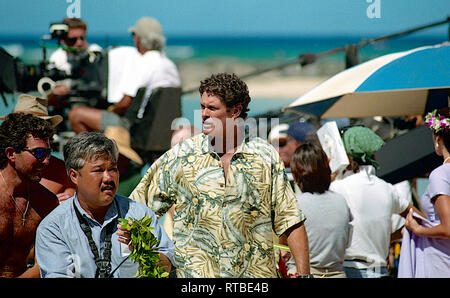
top-left (290, 142), bottom-right (331, 194)
top-left (433, 107), bottom-right (450, 152)
top-left (340, 153), bottom-right (360, 174)
top-left (199, 73), bottom-right (251, 119)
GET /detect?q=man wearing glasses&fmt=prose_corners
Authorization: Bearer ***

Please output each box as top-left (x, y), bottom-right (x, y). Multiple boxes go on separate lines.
top-left (67, 17), bottom-right (180, 134)
top-left (268, 121), bottom-right (317, 194)
top-left (0, 93), bottom-right (76, 203)
top-left (47, 18), bottom-right (102, 104)
top-left (0, 113), bottom-right (59, 277)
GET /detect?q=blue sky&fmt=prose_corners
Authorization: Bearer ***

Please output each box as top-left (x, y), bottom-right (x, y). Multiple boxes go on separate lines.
top-left (0, 0), bottom-right (449, 38)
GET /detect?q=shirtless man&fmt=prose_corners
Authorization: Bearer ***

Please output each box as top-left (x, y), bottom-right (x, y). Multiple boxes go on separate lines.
top-left (0, 113), bottom-right (59, 277)
top-left (0, 94), bottom-right (76, 202)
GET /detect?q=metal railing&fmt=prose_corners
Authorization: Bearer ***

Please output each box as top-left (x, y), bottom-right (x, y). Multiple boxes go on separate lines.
top-left (181, 16), bottom-right (450, 96)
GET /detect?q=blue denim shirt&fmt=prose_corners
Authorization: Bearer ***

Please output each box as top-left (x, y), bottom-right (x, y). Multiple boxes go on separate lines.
top-left (36, 194), bottom-right (174, 278)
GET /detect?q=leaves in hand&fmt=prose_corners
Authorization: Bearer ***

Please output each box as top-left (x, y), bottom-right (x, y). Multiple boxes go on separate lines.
top-left (118, 216), bottom-right (169, 278)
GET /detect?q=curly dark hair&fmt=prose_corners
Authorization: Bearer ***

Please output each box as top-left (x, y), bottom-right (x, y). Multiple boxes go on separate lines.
top-left (198, 73), bottom-right (251, 119)
top-left (0, 113), bottom-right (55, 168)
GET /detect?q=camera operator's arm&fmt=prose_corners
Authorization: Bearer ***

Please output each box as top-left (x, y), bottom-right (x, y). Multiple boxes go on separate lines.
top-left (108, 94), bottom-right (133, 116)
top-left (47, 85), bottom-right (71, 108)
top-left (52, 85), bottom-right (71, 96)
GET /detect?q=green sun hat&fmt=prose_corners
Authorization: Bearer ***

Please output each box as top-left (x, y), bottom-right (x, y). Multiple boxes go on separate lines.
top-left (343, 126), bottom-right (385, 168)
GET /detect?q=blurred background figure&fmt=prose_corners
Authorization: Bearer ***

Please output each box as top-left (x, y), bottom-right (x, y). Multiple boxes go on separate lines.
top-left (47, 18), bottom-right (102, 111)
top-left (68, 16), bottom-right (180, 134)
top-left (48, 17), bottom-right (101, 75)
top-left (330, 126), bottom-right (421, 278)
top-left (279, 121), bottom-right (317, 169)
top-left (288, 142), bottom-right (352, 278)
top-left (269, 121), bottom-right (316, 194)
top-left (170, 124), bottom-right (201, 148)
top-left (268, 123), bottom-right (289, 150)
top-left (103, 125), bottom-right (143, 197)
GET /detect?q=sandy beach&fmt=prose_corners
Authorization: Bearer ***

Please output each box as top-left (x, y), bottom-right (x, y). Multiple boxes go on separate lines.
top-left (245, 75), bottom-right (328, 98)
top-left (176, 60), bottom-right (334, 99)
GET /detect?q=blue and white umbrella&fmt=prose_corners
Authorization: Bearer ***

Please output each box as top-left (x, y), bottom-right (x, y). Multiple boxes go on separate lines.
top-left (285, 43), bottom-right (450, 119)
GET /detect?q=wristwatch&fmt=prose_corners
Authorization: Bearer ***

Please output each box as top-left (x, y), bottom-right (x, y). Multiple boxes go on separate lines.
top-left (296, 274), bottom-right (314, 278)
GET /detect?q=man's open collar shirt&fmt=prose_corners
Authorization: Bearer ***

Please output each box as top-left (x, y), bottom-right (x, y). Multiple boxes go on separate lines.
top-left (36, 194), bottom-right (174, 278)
top-left (130, 133), bottom-right (305, 277)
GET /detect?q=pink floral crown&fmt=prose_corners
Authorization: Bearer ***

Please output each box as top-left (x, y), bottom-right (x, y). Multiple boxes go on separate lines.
top-left (425, 110), bottom-right (450, 133)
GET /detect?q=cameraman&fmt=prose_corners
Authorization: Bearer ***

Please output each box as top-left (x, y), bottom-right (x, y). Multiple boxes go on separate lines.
top-left (47, 18), bottom-right (101, 106)
top-left (68, 17), bottom-right (180, 134)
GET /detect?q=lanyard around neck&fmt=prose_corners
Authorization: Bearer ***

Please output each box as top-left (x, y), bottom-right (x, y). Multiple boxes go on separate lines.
top-left (73, 198), bottom-right (121, 278)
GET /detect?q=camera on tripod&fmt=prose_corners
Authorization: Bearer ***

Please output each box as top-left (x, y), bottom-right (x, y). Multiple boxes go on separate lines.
top-left (49, 23), bottom-right (70, 40)
top-left (0, 22), bottom-right (108, 108)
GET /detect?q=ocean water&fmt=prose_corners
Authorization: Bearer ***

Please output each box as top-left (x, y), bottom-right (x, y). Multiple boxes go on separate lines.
top-left (180, 95), bottom-right (293, 128)
top-left (0, 34), bottom-right (445, 121)
top-left (1, 34), bottom-right (444, 63)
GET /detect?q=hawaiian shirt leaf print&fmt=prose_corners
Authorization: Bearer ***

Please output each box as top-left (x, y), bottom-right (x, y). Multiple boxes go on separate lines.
top-left (130, 133), bottom-right (305, 277)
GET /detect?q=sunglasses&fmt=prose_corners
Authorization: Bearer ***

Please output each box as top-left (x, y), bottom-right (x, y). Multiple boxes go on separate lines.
top-left (64, 35), bottom-right (86, 46)
top-left (272, 138), bottom-right (288, 148)
top-left (278, 139), bottom-right (287, 148)
top-left (22, 147), bottom-right (52, 161)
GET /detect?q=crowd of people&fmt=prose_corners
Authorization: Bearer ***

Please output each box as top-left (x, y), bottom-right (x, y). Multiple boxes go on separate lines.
top-left (0, 16), bottom-right (448, 279)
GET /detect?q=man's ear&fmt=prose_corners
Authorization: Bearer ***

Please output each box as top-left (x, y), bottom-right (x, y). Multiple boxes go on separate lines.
top-left (4, 147), bottom-right (16, 163)
top-left (232, 105), bottom-right (243, 119)
top-left (68, 168), bottom-right (79, 185)
top-left (434, 134), bottom-right (444, 155)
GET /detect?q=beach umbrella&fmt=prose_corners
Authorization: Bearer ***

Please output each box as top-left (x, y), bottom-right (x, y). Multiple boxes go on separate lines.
top-left (284, 43), bottom-right (450, 119)
top-left (375, 125), bottom-right (441, 184)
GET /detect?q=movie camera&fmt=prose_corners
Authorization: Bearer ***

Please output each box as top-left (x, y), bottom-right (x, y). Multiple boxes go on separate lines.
top-left (0, 22), bottom-right (108, 108)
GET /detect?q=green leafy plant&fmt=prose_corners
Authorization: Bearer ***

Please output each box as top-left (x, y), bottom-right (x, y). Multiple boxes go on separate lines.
top-left (118, 216), bottom-right (169, 278)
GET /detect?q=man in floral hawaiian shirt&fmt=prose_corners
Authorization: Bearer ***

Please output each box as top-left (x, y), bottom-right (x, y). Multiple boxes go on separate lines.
top-left (130, 73), bottom-right (310, 278)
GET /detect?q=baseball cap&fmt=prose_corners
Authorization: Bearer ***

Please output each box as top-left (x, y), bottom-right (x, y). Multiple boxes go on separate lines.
top-left (128, 17), bottom-right (165, 43)
top-left (287, 121), bottom-right (316, 142)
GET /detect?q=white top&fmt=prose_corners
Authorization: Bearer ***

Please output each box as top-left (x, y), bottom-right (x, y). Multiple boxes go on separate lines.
top-left (48, 44), bottom-right (102, 75)
top-left (107, 46), bottom-right (180, 104)
top-left (391, 180), bottom-right (413, 233)
top-left (288, 190), bottom-right (352, 271)
top-left (329, 165), bottom-right (410, 269)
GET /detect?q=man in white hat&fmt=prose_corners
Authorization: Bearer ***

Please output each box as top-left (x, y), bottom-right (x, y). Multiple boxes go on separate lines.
top-left (68, 17), bottom-right (180, 134)
top-left (0, 94), bottom-right (75, 203)
top-left (268, 123), bottom-right (302, 194)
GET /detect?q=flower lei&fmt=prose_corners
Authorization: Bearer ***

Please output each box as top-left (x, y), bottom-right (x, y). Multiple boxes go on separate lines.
top-left (425, 110), bottom-right (450, 133)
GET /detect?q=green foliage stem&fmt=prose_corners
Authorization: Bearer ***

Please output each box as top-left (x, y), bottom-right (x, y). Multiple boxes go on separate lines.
top-left (118, 216), bottom-right (169, 278)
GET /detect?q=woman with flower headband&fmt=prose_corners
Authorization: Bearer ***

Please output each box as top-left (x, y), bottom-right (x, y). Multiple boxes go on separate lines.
top-left (398, 107), bottom-right (450, 278)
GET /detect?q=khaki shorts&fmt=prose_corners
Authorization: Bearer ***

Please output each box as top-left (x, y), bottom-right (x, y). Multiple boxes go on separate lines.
top-left (100, 110), bottom-right (131, 131)
top-left (287, 266), bottom-right (347, 278)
